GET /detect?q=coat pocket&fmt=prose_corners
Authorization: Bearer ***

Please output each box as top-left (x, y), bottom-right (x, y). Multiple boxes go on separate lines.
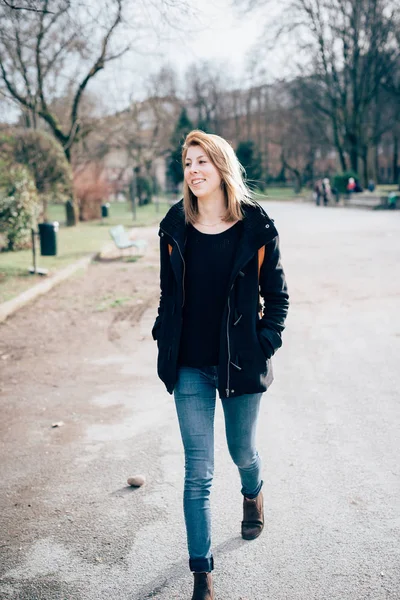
top-left (236, 332), bottom-right (267, 371)
top-left (257, 329), bottom-right (275, 360)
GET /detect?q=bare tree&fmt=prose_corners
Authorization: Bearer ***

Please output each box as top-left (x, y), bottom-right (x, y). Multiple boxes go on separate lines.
top-left (184, 61), bottom-right (232, 132)
top-left (0, 0), bottom-right (128, 223)
top-left (0, 0), bottom-right (127, 165)
top-left (237, 0), bottom-right (400, 182)
top-left (71, 88), bottom-right (181, 204)
top-left (0, 0), bottom-right (52, 12)
top-left (268, 81), bottom-right (331, 191)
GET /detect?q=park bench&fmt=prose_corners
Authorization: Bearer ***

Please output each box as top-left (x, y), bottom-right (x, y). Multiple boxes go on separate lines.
top-left (109, 225), bottom-right (147, 257)
top-left (309, 191), bottom-right (398, 210)
top-left (346, 192), bottom-right (398, 210)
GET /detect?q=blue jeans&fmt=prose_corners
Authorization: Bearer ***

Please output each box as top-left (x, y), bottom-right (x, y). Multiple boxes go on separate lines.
top-left (174, 366), bottom-right (263, 573)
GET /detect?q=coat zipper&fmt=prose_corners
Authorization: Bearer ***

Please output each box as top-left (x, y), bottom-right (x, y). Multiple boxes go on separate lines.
top-left (224, 249), bottom-right (264, 395)
top-left (160, 227), bottom-right (186, 307)
top-left (226, 287), bottom-right (233, 398)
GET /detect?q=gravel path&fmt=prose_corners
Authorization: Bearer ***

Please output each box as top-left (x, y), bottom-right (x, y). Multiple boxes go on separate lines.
top-left (0, 203), bottom-right (399, 600)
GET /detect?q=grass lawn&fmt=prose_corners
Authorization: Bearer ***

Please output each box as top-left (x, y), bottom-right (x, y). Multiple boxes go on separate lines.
top-left (376, 184), bottom-right (399, 194)
top-left (46, 198), bottom-right (171, 227)
top-left (0, 200), bottom-right (169, 304)
top-left (256, 186), bottom-right (307, 200)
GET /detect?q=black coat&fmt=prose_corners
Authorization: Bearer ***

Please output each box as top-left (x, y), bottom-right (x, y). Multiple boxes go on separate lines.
top-left (152, 199), bottom-right (289, 399)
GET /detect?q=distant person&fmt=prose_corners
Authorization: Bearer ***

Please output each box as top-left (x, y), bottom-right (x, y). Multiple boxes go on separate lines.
top-left (347, 177), bottom-right (356, 194)
top-left (331, 185), bottom-right (340, 203)
top-left (322, 177), bottom-right (332, 206)
top-left (314, 179), bottom-right (322, 205)
top-left (368, 180), bottom-right (375, 192)
top-left (152, 130), bottom-right (289, 600)
top-left (388, 191), bottom-right (398, 209)
top-left (354, 179), bottom-right (363, 193)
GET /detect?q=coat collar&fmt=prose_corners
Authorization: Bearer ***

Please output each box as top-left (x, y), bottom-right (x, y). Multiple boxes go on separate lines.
top-left (159, 198), bottom-right (278, 253)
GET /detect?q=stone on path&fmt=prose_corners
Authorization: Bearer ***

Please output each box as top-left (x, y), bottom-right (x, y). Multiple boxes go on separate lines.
top-left (127, 474), bottom-right (146, 487)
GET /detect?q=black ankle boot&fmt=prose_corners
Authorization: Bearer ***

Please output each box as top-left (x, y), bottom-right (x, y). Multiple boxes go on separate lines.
top-left (191, 572), bottom-right (214, 600)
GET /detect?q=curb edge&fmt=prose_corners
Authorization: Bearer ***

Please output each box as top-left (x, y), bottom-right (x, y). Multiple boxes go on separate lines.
top-left (0, 253), bottom-right (95, 324)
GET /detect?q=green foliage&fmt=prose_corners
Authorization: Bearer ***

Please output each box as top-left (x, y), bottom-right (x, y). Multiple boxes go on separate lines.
top-left (168, 108), bottom-right (193, 190)
top-left (0, 163), bottom-right (40, 251)
top-left (236, 141), bottom-right (263, 189)
top-left (0, 129), bottom-right (73, 225)
top-left (333, 170), bottom-right (359, 194)
top-left (197, 117), bottom-right (212, 133)
top-left (11, 129), bottom-right (73, 203)
top-left (135, 168), bottom-right (153, 205)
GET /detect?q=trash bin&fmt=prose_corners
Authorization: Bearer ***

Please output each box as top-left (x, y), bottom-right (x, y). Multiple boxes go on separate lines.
top-left (38, 222), bottom-right (59, 256)
top-left (101, 203), bottom-right (110, 218)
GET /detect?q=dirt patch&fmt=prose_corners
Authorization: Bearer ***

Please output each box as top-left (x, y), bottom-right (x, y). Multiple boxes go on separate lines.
top-left (0, 227), bottom-right (162, 577)
top-left (0, 226), bottom-right (160, 377)
top-left (0, 225), bottom-right (162, 452)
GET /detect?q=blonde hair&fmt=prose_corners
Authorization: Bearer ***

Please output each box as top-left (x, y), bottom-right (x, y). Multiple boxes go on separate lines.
top-left (181, 130), bottom-right (253, 224)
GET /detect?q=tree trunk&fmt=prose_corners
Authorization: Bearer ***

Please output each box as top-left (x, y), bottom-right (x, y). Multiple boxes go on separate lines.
top-left (393, 134), bottom-right (399, 187)
top-left (63, 147), bottom-right (78, 225)
top-left (293, 174), bottom-right (302, 194)
top-left (42, 197), bottom-right (48, 223)
top-left (361, 146), bottom-right (368, 188)
top-left (65, 199), bottom-right (78, 227)
top-left (332, 119), bottom-right (347, 171)
top-left (281, 153), bottom-right (301, 192)
top-left (374, 143), bottom-right (380, 184)
top-left (350, 141), bottom-right (358, 174)
top-left (246, 93), bottom-right (252, 139)
top-left (339, 149), bottom-right (347, 172)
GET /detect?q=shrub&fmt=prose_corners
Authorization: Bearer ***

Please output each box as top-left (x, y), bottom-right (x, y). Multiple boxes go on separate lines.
top-left (236, 140), bottom-right (263, 189)
top-left (0, 129), bottom-right (73, 221)
top-left (0, 162), bottom-right (40, 251)
top-left (167, 108), bottom-right (193, 192)
top-left (333, 170), bottom-right (359, 195)
top-left (136, 173), bottom-right (153, 205)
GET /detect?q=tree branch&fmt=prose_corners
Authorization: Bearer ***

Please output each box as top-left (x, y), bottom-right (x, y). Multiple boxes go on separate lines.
top-left (42, 32), bottom-right (77, 79)
top-left (69, 0), bottom-right (124, 142)
top-left (0, 53), bottom-right (32, 109)
top-left (35, 0), bottom-right (48, 112)
top-left (1, 0), bottom-right (54, 13)
top-left (13, 26), bottom-right (33, 101)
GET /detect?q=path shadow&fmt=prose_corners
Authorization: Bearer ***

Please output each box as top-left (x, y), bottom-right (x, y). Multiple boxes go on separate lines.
top-left (132, 536), bottom-right (247, 599)
top-left (110, 485), bottom-right (143, 498)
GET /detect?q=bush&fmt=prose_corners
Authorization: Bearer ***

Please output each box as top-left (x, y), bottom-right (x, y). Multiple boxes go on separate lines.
top-left (167, 108), bottom-right (193, 192)
top-left (13, 129), bottom-right (73, 200)
top-left (333, 170), bottom-right (359, 195)
top-left (136, 174), bottom-right (153, 205)
top-left (0, 163), bottom-right (40, 251)
top-left (236, 140), bottom-right (263, 189)
top-left (0, 129), bottom-right (73, 221)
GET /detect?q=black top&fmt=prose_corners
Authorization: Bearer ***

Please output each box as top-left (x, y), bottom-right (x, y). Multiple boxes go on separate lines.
top-left (178, 221), bottom-right (243, 367)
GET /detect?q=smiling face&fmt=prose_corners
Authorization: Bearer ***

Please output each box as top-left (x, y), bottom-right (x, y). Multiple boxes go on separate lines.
top-left (184, 144), bottom-right (222, 199)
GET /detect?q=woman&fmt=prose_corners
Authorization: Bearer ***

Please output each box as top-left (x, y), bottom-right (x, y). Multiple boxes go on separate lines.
top-left (152, 130), bottom-right (289, 600)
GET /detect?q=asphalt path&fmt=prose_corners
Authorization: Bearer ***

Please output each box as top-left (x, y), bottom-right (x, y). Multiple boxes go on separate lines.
top-left (1, 201), bottom-right (399, 599)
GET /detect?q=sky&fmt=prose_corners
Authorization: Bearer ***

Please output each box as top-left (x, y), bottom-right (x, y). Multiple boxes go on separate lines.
top-left (1, 0), bottom-right (291, 121)
top-left (159, 0), bottom-right (266, 73)
top-left (89, 0), bottom-right (289, 114)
